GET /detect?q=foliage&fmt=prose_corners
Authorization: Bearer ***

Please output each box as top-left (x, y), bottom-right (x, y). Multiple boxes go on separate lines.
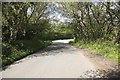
top-left (2, 2), bottom-right (120, 68)
top-left (2, 2), bottom-right (52, 67)
top-left (64, 2), bottom-right (120, 44)
top-left (2, 2), bottom-right (49, 42)
top-left (2, 2), bottom-right (74, 67)
top-left (45, 23), bottom-right (73, 40)
top-left (70, 40), bottom-right (119, 63)
top-left (2, 39), bottom-right (51, 67)
top-left (65, 2), bottom-right (120, 65)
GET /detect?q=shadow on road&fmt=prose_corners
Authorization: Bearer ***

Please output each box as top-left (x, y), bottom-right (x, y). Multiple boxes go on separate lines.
top-left (27, 42), bottom-right (71, 58)
top-left (3, 39), bottom-right (74, 70)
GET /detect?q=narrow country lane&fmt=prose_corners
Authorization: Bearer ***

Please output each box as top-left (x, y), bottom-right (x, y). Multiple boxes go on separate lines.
top-left (2, 39), bottom-right (99, 78)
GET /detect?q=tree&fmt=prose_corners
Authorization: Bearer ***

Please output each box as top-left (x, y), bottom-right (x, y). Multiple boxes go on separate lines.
top-left (61, 2), bottom-right (120, 44)
top-left (2, 2), bottom-right (49, 42)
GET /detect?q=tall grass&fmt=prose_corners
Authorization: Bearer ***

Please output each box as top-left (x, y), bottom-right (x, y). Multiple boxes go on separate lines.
top-left (70, 40), bottom-right (119, 63)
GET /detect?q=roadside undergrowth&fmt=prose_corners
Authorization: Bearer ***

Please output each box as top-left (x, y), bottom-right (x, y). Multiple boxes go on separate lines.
top-left (70, 40), bottom-right (119, 63)
top-left (2, 39), bottom-right (52, 67)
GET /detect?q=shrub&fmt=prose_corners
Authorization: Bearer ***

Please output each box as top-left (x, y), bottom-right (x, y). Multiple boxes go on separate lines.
top-left (2, 39), bottom-right (51, 67)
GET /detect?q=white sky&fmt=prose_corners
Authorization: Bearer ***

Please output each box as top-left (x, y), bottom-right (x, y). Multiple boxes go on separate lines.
top-left (27, 2), bottom-right (72, 24)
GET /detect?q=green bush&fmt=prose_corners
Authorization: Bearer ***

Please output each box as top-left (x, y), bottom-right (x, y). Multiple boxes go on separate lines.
top-left (2, 42), bottom-right (13, 57)
top-left (2, 39), bottom-right (51, 67)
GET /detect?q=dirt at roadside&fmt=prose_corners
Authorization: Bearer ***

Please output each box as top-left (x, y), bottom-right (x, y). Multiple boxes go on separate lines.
top-left (77, 47), bottom-right (119, 78)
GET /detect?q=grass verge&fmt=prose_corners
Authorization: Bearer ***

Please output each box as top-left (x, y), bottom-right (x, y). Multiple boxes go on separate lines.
top-left (70, 40), bottom-right (119, 63)
top-left (2, 39), bottom-right (52, 67)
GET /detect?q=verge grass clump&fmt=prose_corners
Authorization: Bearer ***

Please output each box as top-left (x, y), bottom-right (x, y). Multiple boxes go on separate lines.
top-left (70, 40), bottom-right (119, 63)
